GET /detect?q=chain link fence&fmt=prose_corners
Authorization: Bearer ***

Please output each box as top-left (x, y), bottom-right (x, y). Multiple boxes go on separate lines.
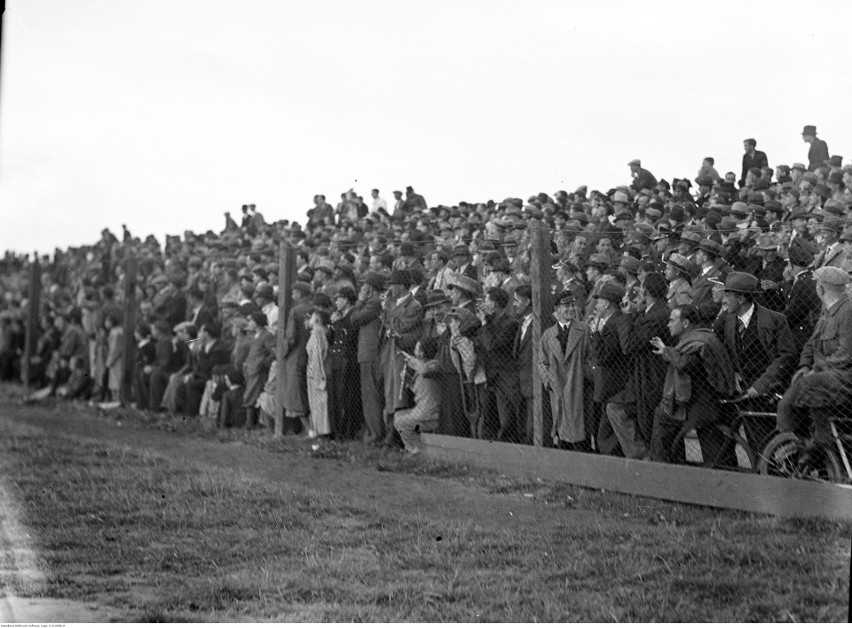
top-left (2, 204), bottom-right (852, 484)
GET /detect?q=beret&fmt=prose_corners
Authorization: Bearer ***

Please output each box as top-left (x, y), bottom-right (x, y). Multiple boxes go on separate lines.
top-left (814, 266), bottom-right (851, 286)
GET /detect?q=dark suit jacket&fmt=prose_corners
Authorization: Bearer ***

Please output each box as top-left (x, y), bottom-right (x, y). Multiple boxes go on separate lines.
top-left (755, 258), bottom-right (787, 313)
top-left (190, 305), bottom-right (216, 330)
top-left (329, 309), bottom-right (358, 371)
top-left (591, 311), bottom-right (628, 403)
top-left (741, 150), bottom-right (768, 186)
top-left (808, 138), bottom-right (829, 171)
top-left (783, 271), bottom-right (821, 353)
top-left (714, 304), bottom-right (796, 394)
top-left (478, 311), bottom-right (519, 384)
top-left (513, 315), bottom-right (534, 398)
top-left (351, 296), bottom-right (383, 363)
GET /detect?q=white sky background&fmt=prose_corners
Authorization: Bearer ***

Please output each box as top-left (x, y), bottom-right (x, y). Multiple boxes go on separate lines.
top-left (1, 0), bottom-right (850, 253)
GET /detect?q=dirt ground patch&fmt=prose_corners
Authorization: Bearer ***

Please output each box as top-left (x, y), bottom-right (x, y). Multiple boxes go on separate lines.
top-left (0, 389), bottom-right (849, 621)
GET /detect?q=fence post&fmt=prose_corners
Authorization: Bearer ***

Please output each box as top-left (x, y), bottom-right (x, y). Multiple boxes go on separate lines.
top-left (529, 219), bottom-right (553, 447)
top-left (120, 252), bottom-right (138, 405)
top-left (275, 240), bottom-right (296, 435)
top-left (21, 255), bottom-right (42, 388)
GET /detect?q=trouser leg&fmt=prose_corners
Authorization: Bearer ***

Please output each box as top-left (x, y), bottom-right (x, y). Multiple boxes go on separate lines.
top-left (606, 401), bottom-right (647, 459)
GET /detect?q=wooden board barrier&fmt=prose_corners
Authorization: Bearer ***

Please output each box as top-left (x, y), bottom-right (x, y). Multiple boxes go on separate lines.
top-left (421, 433), bottom-right (852, 522)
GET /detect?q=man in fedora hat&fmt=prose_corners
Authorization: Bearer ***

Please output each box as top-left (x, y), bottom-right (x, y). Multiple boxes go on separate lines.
top-left (814, 219), bottom-right (845, 269)
top-left (777, 266), bottom-right (852, 466)
top-left (665, 253), bottom-right (694, 310)
top-left (692, 239), bottom-right (727, 321)
top-left (451, 244), bottom-right (478, 281)
top-left (447, 273), bottom-right (479, 314)
top-left (753, 233), bottom-right (787, 313)
top-left (589, 282), bottom-right (629, 455)
top-left (379, 269), bottom-right (424, 448)
top-left (715, 271), bottom-right (797, 455)
top-left (802, 125), bottom-right (830, 172)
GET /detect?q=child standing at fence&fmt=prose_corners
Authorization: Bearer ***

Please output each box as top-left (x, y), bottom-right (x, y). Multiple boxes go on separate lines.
top-left (394, 337), bottom-right (442, 454)
top-left (305, 308), bottom-right (331, 439)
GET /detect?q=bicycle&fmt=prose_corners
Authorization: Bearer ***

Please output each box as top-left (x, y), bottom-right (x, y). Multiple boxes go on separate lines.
top-left (757, 414), bottom-right (852, 484)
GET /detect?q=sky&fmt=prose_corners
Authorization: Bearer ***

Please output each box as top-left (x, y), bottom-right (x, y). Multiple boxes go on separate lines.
top-left (1, 0), bottom-right (851, 254)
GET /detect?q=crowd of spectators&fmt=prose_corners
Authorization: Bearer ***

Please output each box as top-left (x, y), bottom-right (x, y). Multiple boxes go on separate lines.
top-left (1, 124), bottom-right (851, 466)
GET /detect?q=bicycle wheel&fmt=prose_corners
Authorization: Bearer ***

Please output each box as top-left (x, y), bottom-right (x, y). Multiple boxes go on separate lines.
top-left (757, 433), bottom-right (843, 482)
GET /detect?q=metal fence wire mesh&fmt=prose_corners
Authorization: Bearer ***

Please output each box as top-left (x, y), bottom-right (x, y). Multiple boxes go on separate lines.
top-left (2, 201), bottom-right (852, 483)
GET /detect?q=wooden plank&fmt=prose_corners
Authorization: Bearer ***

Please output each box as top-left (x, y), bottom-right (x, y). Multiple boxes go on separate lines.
top-left (21, 256), bottom-right (42, 388)
top-left (421, 433), bottom-right (852, 522)
top-left (120, 253), bottom-right (137, 405)
top-left (528, 219), bottom-right (552, 447)
top-left (275, 241), bottom-right (295, 435)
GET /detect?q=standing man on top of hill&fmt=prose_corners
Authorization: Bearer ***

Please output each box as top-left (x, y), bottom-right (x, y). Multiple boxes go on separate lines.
top-left (628, 159), bottom-right (657, 193)
top-left (802, 125), bottom-right (830, 172)
top-left (740, 138), bottom-right (768, 188)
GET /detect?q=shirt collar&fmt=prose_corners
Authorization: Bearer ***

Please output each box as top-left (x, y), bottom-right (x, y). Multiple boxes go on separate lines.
top-left (738, 303), bottom-right (756, 329)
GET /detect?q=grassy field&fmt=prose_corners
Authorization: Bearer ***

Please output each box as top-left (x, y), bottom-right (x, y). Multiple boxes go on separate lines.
top-left (0, 394), bottom-right (850, 621)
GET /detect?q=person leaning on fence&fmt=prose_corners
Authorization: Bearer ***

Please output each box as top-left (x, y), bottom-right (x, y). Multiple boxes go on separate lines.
top-left (649, 303), bottom-right (737, 466)
top-left (394, 337), bottom-right (442, 455)
top-left (540, 289), bottom-right (589, 451)
top-left (776, 266), bottom-right (852, 465)
top-left (713, 271), bottom-right (797, 454)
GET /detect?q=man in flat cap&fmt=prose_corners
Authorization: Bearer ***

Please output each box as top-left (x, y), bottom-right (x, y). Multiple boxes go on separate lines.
top-left (776, 266), bottom-right (852, 466)
top-left (629, 159), bottom-right (657, 193)
top-left (714, 272), bottom-right (797, 456)
top-left (802, 125), bottom-right (830, 172)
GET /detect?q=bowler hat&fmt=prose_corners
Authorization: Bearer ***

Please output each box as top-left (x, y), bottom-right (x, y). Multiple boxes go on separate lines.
top-left (724, 272), bottom-right (760, 294)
